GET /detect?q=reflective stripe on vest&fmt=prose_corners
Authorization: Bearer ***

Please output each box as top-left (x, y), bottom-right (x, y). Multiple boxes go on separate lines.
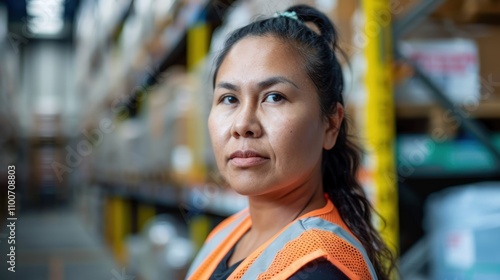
top-left (240, 217), bottom-right (377, 280)
top-left (186, 210), bottom-right (249, 279)
top-left (187, 205), bottom-right (377, 280)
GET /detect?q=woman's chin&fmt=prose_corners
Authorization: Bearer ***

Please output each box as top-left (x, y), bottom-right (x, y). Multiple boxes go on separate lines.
top-left (226, 181), bottom-right (271, 197)
top-left (229, 185), bottom-right (263, 196)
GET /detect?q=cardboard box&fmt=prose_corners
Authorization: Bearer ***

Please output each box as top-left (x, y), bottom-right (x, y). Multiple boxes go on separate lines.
top-left (474, 25), bottom-right (500, 101)
top-left (402, 21), bottom-right (500, 103)
top-left (431, 0), bottom-right (466, 22)
top-left (397, 38), bottom-right (480, 105)
top-left (463, 0), bottom-right (500, 23)
top-left (431, 0), bottom-right (500, 23)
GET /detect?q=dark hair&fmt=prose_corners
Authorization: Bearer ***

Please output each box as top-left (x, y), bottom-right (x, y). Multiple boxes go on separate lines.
top-left (212, 4), bottom-right (395, 279)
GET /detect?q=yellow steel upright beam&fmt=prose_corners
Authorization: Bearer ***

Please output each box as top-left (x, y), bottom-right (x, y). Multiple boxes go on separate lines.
top-left (361, 0), bottom-right (399, 268)
top-left (104, 196), bottom-right (131, 265)
top-left (137, 203), bottom-right (156, 232)
top-left (186, 21), bottom-right (212, 250)
top-left (187, 22), bottom-right (210, 71)
top-left (186, 21), bottom-right (210, 184)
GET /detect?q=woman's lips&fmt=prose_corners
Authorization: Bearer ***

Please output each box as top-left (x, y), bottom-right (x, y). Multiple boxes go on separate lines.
top-left (229, 150), bottom-right (269, 168)
top-left (230, 157), bottom-right (269, 168)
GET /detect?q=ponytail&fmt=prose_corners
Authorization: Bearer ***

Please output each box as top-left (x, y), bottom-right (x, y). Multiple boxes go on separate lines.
top-left (323, 120), bottom-right (396, 279)
top-left (289, 5), bottom-right (396, 278)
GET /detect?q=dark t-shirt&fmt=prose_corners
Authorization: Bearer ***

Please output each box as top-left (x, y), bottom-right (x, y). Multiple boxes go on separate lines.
top-left (209, 245), bottom-right (349, 280)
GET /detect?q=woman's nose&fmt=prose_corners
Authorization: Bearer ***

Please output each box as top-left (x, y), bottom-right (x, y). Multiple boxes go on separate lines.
top-left (230, 104), bottom-right (262, 138)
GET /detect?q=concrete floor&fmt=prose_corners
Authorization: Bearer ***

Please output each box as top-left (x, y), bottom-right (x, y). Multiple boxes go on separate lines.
top-left (0, 207), bottom-right (122, 280)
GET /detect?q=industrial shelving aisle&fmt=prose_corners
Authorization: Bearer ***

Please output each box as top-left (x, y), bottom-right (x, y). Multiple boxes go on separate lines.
top-left (72, 1), bottom-right (245, 279)
top-left (394, 0), bottom-right (500, 278)
top-left (0, 206), bottom-right (120, 280)
top-left (66, 0), bottom-right (500, 279)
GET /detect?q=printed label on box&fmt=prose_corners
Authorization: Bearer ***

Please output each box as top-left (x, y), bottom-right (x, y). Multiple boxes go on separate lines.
top-left (399, 39), bottom-right (479, 105)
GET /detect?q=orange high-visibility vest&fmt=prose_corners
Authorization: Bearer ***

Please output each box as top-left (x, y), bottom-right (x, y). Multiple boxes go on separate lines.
top-left (187, 195), bottom-right (377, 280)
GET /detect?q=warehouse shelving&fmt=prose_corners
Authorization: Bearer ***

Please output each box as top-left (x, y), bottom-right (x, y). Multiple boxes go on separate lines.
top-left (98, 181), bottom-right (247, 217)
top-left (70, 0), bottom-right (500, 278)
top-left (394, 0), bottom-right (500, 277)
top-left (73, 0), bottom-right (241, 271)
top-left (394, 0), bottom-right (500, 172)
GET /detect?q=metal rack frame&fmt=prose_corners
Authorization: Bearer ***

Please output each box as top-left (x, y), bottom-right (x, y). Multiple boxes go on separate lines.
top-left (395, 0), bottom-right (500, 275)
top-left (393, 0), bottom-right (500, 170)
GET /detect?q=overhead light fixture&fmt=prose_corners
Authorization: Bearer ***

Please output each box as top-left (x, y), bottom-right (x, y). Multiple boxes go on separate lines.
top-left (26, 0), bottom-right (65, 36)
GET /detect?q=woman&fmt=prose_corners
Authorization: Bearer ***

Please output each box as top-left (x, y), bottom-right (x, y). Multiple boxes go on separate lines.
top-left (187, 4), bottom-right (394, 280)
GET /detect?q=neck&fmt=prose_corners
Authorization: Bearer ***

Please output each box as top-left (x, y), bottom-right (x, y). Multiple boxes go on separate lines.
top-left (247, 179), bottom-right (326, 238)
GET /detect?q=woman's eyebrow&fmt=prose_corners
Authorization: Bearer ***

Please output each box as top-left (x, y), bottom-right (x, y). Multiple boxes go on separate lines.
top-left (215, 76), bottom-right (299, 91)
top-left (258, 76), bottom-right (299, 89)
top-left (215, 82), bottom-right (239, 91)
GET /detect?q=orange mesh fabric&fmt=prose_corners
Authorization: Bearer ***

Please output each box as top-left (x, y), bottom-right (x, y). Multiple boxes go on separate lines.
top-left (191, 197), bottom-right (372, 280)
top-left (189, 240), bottom-right (231, 280)
top-left (256, 229), bottom-right (372, 280)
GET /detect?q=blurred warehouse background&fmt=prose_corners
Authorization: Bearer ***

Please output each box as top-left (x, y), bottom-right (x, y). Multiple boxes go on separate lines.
top-left (0, 0), bottom-right (500, 279)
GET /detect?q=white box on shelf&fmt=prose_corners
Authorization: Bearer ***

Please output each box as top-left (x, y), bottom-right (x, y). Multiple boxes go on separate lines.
top-left (397, 39), bottom-right (480, 105)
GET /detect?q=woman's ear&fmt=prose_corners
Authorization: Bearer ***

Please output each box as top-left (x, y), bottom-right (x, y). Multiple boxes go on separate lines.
top-left (323, 103), bottom-right (344, 150)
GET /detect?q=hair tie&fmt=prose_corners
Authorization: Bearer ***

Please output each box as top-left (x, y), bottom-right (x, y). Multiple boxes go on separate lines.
top-left (274, 11), bottom-right (300, 22)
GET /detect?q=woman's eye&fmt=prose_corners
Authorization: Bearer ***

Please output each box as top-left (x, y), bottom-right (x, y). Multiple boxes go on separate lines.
top-left (221, 95), bottom-right (238, 104)
top-left (264, 93), bottom-right (284, 103)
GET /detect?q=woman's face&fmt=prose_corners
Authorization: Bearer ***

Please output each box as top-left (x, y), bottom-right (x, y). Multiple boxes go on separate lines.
top-left (209, 35), bottom-right (340, 197)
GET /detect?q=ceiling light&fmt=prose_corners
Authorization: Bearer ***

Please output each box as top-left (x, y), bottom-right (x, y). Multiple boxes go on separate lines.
top-left (26, 0), bottom-right (65, 36)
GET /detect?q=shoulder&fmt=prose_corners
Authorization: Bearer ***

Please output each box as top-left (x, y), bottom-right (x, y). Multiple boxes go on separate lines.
top-left (298, 216), bottom-right (360, 249)
top-left (287, 218), bottom-right (375, 279)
